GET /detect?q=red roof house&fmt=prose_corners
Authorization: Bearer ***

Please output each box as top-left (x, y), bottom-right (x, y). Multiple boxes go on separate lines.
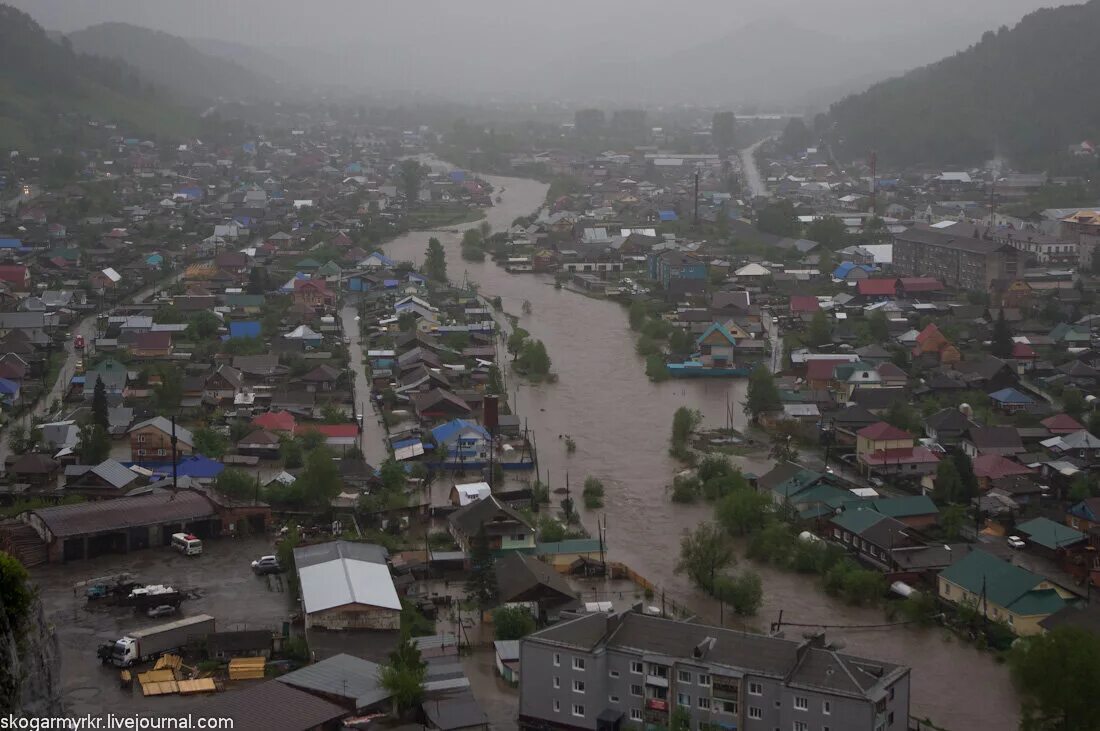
top-left (897, 277), bottom-right (944, 295)
top-left (0, 265), bottom-right (30, 291)
top-left (251, 410), bottom-right (297, 433)
top-left (789, 295), bottom-right (821, 314)
top-left (857, 278), bottom-right (898, 297)
top-left (1041, 414), bottom-right (1086, 435)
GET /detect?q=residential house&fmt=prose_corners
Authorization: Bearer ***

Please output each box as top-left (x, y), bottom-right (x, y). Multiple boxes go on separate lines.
top-left (962, 426), bottom-right (1025, 458)
top-left (647, 251), bottom-right (707, 291)
top-left (64, 459), bottom-right (141, 499)
top-left (130, 332), bottom-right (172, 358)
top-left (293, 279), bottom-right (336, 307)
top-left (448, 495), bottom-right (535, 552)
top-left (237, 430), bottom-right (281, 459)
top-left (432, 419), bottom-right (491, 464)
top-left (1014, 517), bottom-right (1086, 559)
top-left (938, 549), bottom-right (1074, 636)
top-left (924, 408), bottom-right (977, 446)
top-left (494, 552), bottom-right (577, 622)
top-left (128, 417), bottom-right (194, 462)
top-left (910, 324), bottom-right (960, 365)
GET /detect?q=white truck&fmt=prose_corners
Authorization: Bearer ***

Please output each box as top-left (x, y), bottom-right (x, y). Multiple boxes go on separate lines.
top-left (98, 614), bottom-right (215, 667)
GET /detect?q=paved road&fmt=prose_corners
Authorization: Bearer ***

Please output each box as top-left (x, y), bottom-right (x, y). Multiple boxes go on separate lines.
top-left (762, 309), bottom-right (784, 374)
top-left (738, 138), bottom-right (772, 199)
top-left (339, 303), bottom-right (390, 467)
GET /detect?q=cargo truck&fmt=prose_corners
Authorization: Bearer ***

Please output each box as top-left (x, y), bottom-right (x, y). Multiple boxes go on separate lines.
top-left (97, 614), bottom-right (215, 667)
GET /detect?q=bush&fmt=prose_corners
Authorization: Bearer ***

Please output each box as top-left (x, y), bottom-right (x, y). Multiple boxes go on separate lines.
top-left (645, 354), bottom-right (670, 382)
top-left (0, 551), bottom-right (32, 628)
top-left (716, 571), bottom-right (764, 616)
top-left (582, 477), bottom-right (605, 509)
top-left (670, 475), bottom-right (701, 503)
top-left (493, 606), bottom-right (537, 641)
top-left (635, 335), bottom-right (660, 356)
top-left (746, 523), bottom-right (798, 566)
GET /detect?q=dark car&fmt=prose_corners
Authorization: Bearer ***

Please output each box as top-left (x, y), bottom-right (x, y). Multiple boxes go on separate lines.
top-left (251, 555), bottom-right (283, 575)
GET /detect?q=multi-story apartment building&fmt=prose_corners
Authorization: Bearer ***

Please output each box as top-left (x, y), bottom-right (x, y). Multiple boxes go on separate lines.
top-left (519, 610), bottom-right (910, 731)
top-left (987, 228), bottom-right (1078, 266)
top-left (1059, 209), bottom-right (1100, 270)
top-left (892, 224), bottom-right (1019, 291)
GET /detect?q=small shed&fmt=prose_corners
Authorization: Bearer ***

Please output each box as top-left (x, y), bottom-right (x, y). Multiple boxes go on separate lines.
top-left (493, 640), bottom-right (520, 684)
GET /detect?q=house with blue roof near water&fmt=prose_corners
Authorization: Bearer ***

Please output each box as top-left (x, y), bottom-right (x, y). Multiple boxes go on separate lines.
top-left (361, 252), bottom-right (395, 269)
top-left (0, 377), bottom-right (20, 406)
top-left (988, 387), bottom-right (1037, 414)
top-left (431, 419), bottom-right (491, 463)
top-left (226, 321), bottom-right (262, 340)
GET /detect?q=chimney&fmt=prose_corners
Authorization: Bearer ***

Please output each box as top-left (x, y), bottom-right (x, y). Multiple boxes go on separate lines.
top-left (483, 395), bottom-right (499, 431)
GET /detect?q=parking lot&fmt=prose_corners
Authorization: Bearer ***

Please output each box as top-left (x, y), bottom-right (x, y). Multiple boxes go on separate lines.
top-left (31, 536), bottom-right (294, 718)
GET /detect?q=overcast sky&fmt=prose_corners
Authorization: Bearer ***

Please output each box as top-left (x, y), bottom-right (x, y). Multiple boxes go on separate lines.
top-left (11, 0), bottom-right (1082, 106)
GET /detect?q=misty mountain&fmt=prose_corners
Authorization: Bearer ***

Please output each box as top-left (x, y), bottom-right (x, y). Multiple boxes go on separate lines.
top-left (68, 22), bottom-right (287, 104)
top-left (829, 0), bottom-right (1100, 167)
top-left (0, 5), bottom-right (195, 150)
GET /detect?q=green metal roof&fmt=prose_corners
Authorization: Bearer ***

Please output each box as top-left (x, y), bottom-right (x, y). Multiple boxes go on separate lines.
top-left (940, 549), bottom-right (1043, 608)
top-left (1008, 588), bottom-right (1068, 617)
top-left (830, 507), bottom-right (887, 535)
top-left (1016, 517), bottom-right (1085, 551)
top-left (771, 469), bottom-right (824, 499)
top-left (535, 539), bottom-right (603, 556)
top-left (870, 495), bottom-right (939, 519)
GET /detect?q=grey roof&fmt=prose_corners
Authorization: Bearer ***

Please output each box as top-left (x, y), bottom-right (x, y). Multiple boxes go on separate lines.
top-left (494, 552), bottom-right (576, 604)
top-left (91, 459), bottom-right (140, 489)
top-left (196, 679), bottom-right (347, 731)
top-left (788, 648), bottom-right (903, 699)
top-left (107, 406), bottom-right (134, 429)
top-left (422, 690), bottom-right (489, 730)
top-left (525, 613), bottom-right (610, 651)
top-left (448, 495), bottom-right (533, 538)
top-left (276, 653), bottom-right (388, 710)
top-left (30, 489), bottom-right (215, 538)
top-left (129, 416), bottom-right (194, 447)
top-left (293, 540), bottom-right (388, 569)
top-left (494, 640), bottom-right (520, 661)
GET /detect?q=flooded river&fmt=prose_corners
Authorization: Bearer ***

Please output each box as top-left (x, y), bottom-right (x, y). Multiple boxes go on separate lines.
top-left (379, 168), bottom-right (1018, 730)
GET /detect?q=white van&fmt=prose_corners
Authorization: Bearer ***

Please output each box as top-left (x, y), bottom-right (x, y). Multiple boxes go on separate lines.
top-left (170, 533), bottom-right (203, 556)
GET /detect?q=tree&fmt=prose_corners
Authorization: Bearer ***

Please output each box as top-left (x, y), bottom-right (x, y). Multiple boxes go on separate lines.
top-left (399, 159), bottom-right (424, 207)
top-left (299, 429), bottom-right (325, 451)
top-left (582, 477), bottom-right (605, 509)
top-left (214, 469), bottom-right (257, 501)
top-left (867, 310), bottom-right (890, 342)
top-left (676, 522), bottom-right (735, 594)
top-left (193, 427), bottom-right (228, 458)
top-left (628, 300), bottom-right (648, 331)
top-left (1088, 409), bottom-right (1100, 438)
top-left (1009, 626), bottom-right (1100, 731)
top-left (669, 706), bottom-right (692, 731)
top-left (0, 550), bottom-right (32, 629)
top-left (423, 237), bottom-right (447, 282)
top-left (941, 503), bottom-right (967, 540)
top-left (1062, 388), bottom-right (1087, 419)
top-left (77, 423), bottom-right (111, 464)
top-left (991, 309), bottom-right (1014, 358)
top-left (380, 629), bottom-right (427, 717)
top-left (465, 526), bottom-right (498, 609)
top-left (186, 311), bottom-right (222, 340)
top-left (516, 340), bottom-right (551, 377)
top-left (934, 460), bottom-right (965, 504)
top-left (507, 328), bottom-right (529, 360)
top-left (744, 365), bottom-right (781, 423)
top-left (92, 379), bottom-right (109, 430)
top-left (487, 364), bottom-right (504, 395)
top-left (768, 426), bottom-right (800, 463)
top-left (492, 606), bottom-right (536, 641)
top-left (715, 570), bottom-right (763, 615)
top-left (280, 437), bottom-right (303, 469)
top-left (805, 216), bottom-right (849, 249)
top-left (952, 451), bottom-right (979, 502)
top-left (806, 310), bottom-right (833, 348)
top-left (756, 199), bottom-right (800, 237)
top-left (296, 446), bottom-right (342, 509)
top-left (779, 117), bottom-right (813, 154)
top-left (711, 111), bottom-right (736, 150)
top-left (716, 489), bottom-right (773, 536)
top-left (884, 400), bottom-right (922, 434)
top-left (670, 407), bottom-right (702, 448)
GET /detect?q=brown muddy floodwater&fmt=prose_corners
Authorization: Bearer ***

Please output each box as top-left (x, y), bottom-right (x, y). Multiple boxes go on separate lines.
top-left (380, 166), bottom-right (1017, 730)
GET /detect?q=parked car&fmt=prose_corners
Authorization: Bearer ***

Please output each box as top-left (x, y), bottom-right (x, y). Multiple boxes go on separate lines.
top-left (251, 555), bottom-right (282, 575)
top-left (1007, 535), bottom-right (1026, 549)
top-left (146, 604), bottom-right (178, 619)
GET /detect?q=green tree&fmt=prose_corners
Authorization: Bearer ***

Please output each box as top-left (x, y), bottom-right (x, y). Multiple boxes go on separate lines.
top-left (186, 311), bottom-right (222, 340)
top-left (668, 328), bottom-right (695, 356)
top-left (1009, 626), bottom-right (1100, 731)
top-left (423, 237), bottom-right (447, 282)
top-left (507, 328), bottom-right (529, 360)
top-left (952, 451), bottom-right (979, 502)
top-left (669, 706), bottom-right (692, 731)
top-left (716, 489), bottom-right (773, 536)
top-left (193, 427), bottom-right (228, 458)
top-left (628, 300), bottom-right (648, 331)
top-left (711, 111), bottom-right (737, 150)
top-left (399, 159), bottom-right (424, 207)
top-left (0, 551), bottom-right (32, 629)
top-left (676, 522), bottom-right (735, 594)
top-left (380, 629), bottom-right (427, 717)
top-left (779, 117), bottom-right (813, 154)
top-left (92, 378), bottom-right (109, 430)
top-left (715, 570), bottom-right (764, 615)
top-left (214, 469), bottom-right (257, 500)
top-left (744, 365), bottom-right (780, 423)
top-left (487, 365), bottom-right (504, 395)
top-left (768, 425), bottom-right (800, 463)
top-left (645, 355), bottom-right (670, 382)
top-left (582, 477), bottom-right (605, 509)
top-left (991, 309), bottom-right (1014, 358)
top-left (671, 407), bottom-right (702, 446)
top-left (516, 340), bottom-right (551, 376)
top-left (806, 310), bottom-right (833, 348)
top-left (934, 460), bottom-right (965, 504)
top-left (941, 503), bottom-right (967, 540)
top-left (280, 437), bottom-right (303, 469)
top-left (465, 526), bottom-right (498, 609)
top-left (867, 310), bottom-right (890, 343)
top-left (1062, 388), bottom-right (1087, 419)
top-left (756, 199), bottom-right (800, 237)
top-left (1088, 410), bottom-right (1100, 438)
top-left (492, 606), bottom-right (537, 641)
top-left (884, 400), bottom-right (922, 434)
top-left (296, 447), bottom-right (343, 509)
top-left (805, 216), bottom-right (848, 249)
top-left (77, 423), bottom-right (111, 464)
top-left (299, 429), bottom-right (325, 451)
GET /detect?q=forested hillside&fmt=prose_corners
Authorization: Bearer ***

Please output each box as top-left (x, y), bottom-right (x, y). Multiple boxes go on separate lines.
top-left (829, 0), bottom-right (1100, 167)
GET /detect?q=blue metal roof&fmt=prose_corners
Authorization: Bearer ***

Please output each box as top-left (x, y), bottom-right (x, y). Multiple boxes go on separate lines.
top-left (0, 238), bottom-right (22, 249)
top-left (989, 387), bottom-right (1034, 404)
top-left (228, 321), bottom-right (262, 339)
top-left (658, 210), bottom-right (678, 221)
top-left (431, 418), bottom-right (489, 445)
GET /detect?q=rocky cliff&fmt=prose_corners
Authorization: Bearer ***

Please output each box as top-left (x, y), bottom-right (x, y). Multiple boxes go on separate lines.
top-left (0, 592), bottom-right (63, 716)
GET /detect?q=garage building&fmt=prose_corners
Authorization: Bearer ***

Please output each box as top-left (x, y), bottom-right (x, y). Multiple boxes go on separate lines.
top-left (294, 541), bottom-right (401, 631)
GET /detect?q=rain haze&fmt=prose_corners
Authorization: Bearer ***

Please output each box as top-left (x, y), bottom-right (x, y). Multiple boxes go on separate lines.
top-left (10, 0), bottom-right (1082, 107)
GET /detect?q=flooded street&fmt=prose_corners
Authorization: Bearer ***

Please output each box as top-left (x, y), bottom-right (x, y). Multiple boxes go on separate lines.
top-left (380, 170), bottom-right (1018, 730)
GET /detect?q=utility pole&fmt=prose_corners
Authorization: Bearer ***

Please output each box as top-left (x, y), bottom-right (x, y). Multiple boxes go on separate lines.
top-left (693, 172), bottom-right (700, 227)
top-left (170, 416), bottom-right (178, 494)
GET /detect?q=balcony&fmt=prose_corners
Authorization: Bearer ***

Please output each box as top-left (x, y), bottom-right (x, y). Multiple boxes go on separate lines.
top-left (645, 673), bottom-right (669, 688)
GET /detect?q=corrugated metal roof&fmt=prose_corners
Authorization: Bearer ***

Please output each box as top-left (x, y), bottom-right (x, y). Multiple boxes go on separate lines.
top-left (293, 540), bottom-right (387, 569)
top-left (275, 653), bottom-right (388, 710)
top-left (296, 545), bottom-right (399, 615)
top-left (32, 490), bottom-right (215, 538)
top-left (196, 679), bottom-right (346, 731)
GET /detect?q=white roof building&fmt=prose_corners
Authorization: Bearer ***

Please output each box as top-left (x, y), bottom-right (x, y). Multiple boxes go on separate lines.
top-left (294, 541), bottom-right (401, 631)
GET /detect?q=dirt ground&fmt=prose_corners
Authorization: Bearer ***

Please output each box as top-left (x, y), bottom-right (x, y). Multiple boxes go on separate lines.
top-left (30, 535), bottom-right (294, 718)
